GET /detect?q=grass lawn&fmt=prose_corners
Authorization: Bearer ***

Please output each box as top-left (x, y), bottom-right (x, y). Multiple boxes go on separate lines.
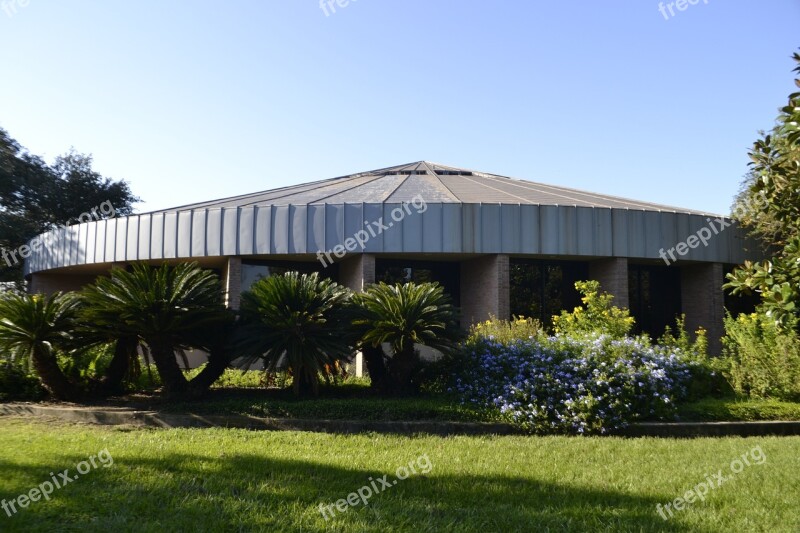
top-left (161, 389), bottom-right (498, 423)
top-left (0, 418), bottom-right (797, 532)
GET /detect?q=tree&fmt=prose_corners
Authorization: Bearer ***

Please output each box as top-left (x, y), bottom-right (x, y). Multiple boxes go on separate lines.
top-left (0, 292), bottom-right (82, 400)
top-left (0, 128), bottom-right (139, 285)
top-left (236, 272), bottom-right (354, 397)
top-left (725, 52), bottom-right (800, 326)
top-left (353, 282), bottom-right (461, 395)
top-left (79, 262), bottom-right (233, 397)
top-left (783, 51), bottom-right (800, 146)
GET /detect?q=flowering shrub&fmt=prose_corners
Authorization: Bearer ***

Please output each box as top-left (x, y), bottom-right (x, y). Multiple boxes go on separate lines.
top-left (552, 281), bottom-right (634, 339)
top-left (468, 315), bottom-right (542, 345)
top-left (451, 334), bottom-right (695, 434)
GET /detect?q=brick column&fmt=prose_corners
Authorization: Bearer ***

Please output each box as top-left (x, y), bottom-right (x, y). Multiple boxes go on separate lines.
top-left (459, 254), bottom-right (510, 329)
top-left (338, 254), bottom-right (376, 377)
top-left (589, 257), bottom-right (629, 309)
top-left (681, 263), bottom-right (724, 355)
top-left (224, 257), bottom-right (242, 310)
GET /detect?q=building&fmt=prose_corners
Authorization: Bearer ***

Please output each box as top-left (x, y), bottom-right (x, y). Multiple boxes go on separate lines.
top-left (24, 161), bottom-right (762, 354)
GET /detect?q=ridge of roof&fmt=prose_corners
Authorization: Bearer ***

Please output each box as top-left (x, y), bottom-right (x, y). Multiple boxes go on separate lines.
top-left (142, 161), bottom-right (720, 217)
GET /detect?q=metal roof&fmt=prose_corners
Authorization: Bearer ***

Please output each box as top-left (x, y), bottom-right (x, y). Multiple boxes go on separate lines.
top-left (146, 161), bottom-right (718, 216)
top-left (24, 161), bottom-right (761, 276)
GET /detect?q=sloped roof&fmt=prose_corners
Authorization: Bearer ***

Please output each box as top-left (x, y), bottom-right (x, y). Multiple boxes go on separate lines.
top-left (149, 161), bottom-right (715, 216)
top-left (27, 161), bottom-right (758, 277)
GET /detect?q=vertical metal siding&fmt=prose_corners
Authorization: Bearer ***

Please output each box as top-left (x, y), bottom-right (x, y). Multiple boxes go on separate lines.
top-left (239, 207), bottom-right (255, 255)
top-left (254, 206), bottom-right (271, 255)
top-left (150, 213), bottom-right (165, 260)
top-left (23, 202), bottom-right (763, 276)
top-left (423, 203), bottom-right (444, 253)
top-left (221, 208), bottom-right (238, 256)
top-left (163, 213), bottom-right (177, 259)
top-left (206, 209), bottom-right (221, 257)
top-left (307, 204), bottom-right (326, 255)
top-left (176, 212), bottom-right (192, 258)
top-left (138, 215), bottom-right (151, 260)
top-left (382, 204), bottom-right (403, 252)
top-left (270, 206), bottom-right (287, 254)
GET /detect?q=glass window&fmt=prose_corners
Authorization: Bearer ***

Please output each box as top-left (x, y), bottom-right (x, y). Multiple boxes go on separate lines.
top-left (241, 260), bottom-right (337, 292)
top-left (510, 259), bottom-right (589, 326)
top-left (374, 259), bottom-right (460, 306)
top-left (628, 264), bottom-right (681, 337)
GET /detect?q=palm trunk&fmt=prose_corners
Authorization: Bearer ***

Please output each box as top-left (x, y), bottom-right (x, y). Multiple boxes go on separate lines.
top-left (387, 344), bottom-right (419, 395)
top-left (363, 345), bottom-right (389, 392)
top-left (187, 347), bottom-right (230, 397)
top-left (31, 345), bottom-right (81, 401)
top-left (96, 337), bottom-right (138, 396)
top-left (148, 341), bottom-right (189, 395)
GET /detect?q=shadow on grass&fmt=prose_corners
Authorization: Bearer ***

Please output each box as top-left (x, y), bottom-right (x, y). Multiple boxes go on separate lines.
top-left (0, 452), bottom-right (702, 532)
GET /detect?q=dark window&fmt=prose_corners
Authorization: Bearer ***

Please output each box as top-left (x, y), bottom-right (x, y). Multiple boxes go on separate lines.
top-left (628, 264), bottom-right (682, 338)
top-left (374, 259), bottom-right (460, 306)
top-left (241, 260), bottom-right (338, 292)
top-left (510, 259), bottom-right (589, 326)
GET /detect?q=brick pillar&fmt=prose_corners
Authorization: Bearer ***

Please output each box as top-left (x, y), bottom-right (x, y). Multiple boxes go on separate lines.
top-left (589, 257), bottom-right (629, 309)
top-left (681, 263), bottom-right (724, 355)
top-left (224, 257), bottom-right (242, 310)
top-left (338, 254), bottom-right (376, 377)
top-left (459, 254), bottom-right (510, 329)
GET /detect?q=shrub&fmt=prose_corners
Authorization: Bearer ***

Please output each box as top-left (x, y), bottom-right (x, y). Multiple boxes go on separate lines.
top-left (721, 312), bottom-right (800, 401)
top-left (468, 316), bottom-right (542, 345)
top-left (551, 281), bottom-right (635, 339)
top-left (0, 292), bottom-right (83, 400)
top-left (183, 367), bottom-right (268, 389)
top-left (657, 315), bottom-right (708, 360)
top-left (658, 315), bottom-right (730, 399)
top-left (352, 282), bottom-right (461, 395)
top-left (80, 262), bottom-right (234, 397)
top-left (0, 364), bottom-right (46, 401)
top-left (58, 344), bottom-right (115, 384)
top-left (451, 334), bottom-right (694, 434)
top-left (237, 272), bottom-right (354, 396)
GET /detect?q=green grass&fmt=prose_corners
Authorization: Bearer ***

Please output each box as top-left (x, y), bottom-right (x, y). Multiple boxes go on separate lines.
top-left (678, 397), bottom-right (800, 422)
top-left (0, 418), bottom-right (797, 532)
top-left (160, 387), bottom-right (498, 423)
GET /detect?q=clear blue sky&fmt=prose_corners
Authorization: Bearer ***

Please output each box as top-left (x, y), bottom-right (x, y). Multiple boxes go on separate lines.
top-left (0, 1), bottom-right (798, 215)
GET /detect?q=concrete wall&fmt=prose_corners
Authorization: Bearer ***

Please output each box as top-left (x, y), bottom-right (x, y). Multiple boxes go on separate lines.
top-left (460, 254), bottom-right (510, 328)
top-left (681, 262), bottom-right (725, 355)
top-left (589, 257), bottom-right (629, 309)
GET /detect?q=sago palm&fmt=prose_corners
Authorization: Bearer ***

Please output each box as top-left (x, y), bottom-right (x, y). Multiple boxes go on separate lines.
top-left (352, 282), bottom-right (460, 394)
top-left (80, 262), bottom-right (232, 396)
top-left (0, 292), bottom-right (82, 400)
top-left (237, 271), bottom-right (354, 396)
